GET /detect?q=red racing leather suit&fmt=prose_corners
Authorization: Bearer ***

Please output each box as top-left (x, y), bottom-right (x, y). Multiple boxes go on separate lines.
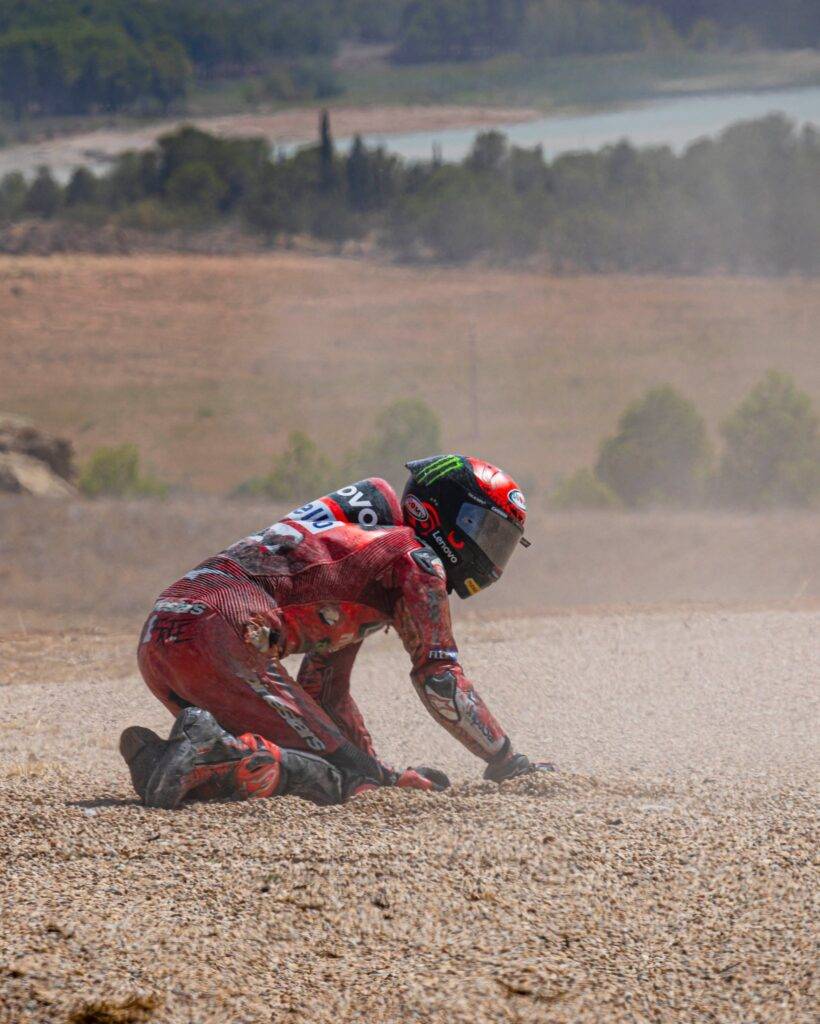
top-left (137, 478), bottom-right (511, 786)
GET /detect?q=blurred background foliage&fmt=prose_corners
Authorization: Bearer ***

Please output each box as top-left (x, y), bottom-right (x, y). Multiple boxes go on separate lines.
top-left (550, 373), bottom-right (820, 510)
top-left (80, 381), bottom-right (819, 510)
top-left (2, 113), bottom-right (818, 276)
top-left (0, 1), bottom-right (818, 120)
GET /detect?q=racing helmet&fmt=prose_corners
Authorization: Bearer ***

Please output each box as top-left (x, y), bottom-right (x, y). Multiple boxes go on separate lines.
top-left (402, 454), bottom-right (530, 599)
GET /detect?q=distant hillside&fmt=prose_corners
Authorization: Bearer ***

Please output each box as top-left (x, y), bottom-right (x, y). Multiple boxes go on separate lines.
top-left (627, 1), bottom-right (820, 48)
top-left (1, 253), bottom-right (817, 495)
top-left (0, 1), bottom-right (817, 121)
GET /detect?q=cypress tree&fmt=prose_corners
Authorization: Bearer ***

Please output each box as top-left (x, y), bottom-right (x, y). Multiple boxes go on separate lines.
top-left (319, 108), bottom-right (336, 192)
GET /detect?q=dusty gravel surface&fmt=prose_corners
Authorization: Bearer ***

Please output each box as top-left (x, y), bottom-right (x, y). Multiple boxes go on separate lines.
top-left (1, 608), bottom-right (817, 1023)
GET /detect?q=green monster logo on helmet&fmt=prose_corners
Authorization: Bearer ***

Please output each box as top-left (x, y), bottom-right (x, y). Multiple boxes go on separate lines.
top-left (413, 455), bottom-right (465, 486)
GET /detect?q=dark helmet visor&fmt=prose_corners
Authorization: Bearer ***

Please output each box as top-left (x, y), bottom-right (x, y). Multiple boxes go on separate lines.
top-left (456, 502), bottom-right (522, 572)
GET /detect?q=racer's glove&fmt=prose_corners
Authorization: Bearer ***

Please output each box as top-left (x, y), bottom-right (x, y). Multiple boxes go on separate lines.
top-left (395, 766), bottom-right (451, 792)
top-left (483, 751), bottom-right (556, 782)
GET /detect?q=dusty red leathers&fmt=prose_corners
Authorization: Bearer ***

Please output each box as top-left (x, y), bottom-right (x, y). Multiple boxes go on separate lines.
top-left (137, 478), bottom-right (511, 797)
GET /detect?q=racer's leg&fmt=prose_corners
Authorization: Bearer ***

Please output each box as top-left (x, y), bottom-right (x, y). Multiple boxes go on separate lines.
top-left (131, 706), bottom-right (351, 809)
top-left (137, 608), bottom-right (348, 753)
top-left (128, 607), bottom-right (379, 804)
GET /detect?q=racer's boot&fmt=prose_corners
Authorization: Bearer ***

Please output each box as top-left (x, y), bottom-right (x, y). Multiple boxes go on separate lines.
top-left (141, 707), bottom-right (350, 809)
top-left (278, 747), bottom-right (350, 806)
top-left (141, 707), bottom-right (282, 809)
top-left (119, 726), bottom-right (167, 802)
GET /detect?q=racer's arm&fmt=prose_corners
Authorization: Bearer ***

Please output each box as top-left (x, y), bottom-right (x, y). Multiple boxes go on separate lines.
top-left (384, 546), bottom-right (516, 771)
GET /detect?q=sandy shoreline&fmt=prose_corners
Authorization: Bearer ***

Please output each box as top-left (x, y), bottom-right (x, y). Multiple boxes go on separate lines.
top-left (0, 104), bottom-right (539, 181)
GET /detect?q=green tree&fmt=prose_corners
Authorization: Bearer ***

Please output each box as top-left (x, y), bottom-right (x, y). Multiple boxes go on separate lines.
top-left (242, 163), bottom-right (287, 238)
top-left (310, 195), bottom-right (362, 245)
top-left (523, 0), bottom-right (677, 58)
top-left (715, 371), bottom-right (820, 508)
top-left (346, 135), bottom-right (372, 211)
top-left (319, 108), bottom-right (337, 193)
top-left (235, 431), bottom-right (337, 500)
top-left (65, 167), bottom-right (99, 207)
top-left (0, 22), bottom-right (183, 118)
top-left (164, 161), bottom-right (226, 214)
top-left (144, 37), bottom-right (191, 112)
top-left (0, 31), bottom-right (37, 120)
top-left (0, 0), bottom-right (344, 112)
top-left (0, 111), bottom-right (816, 277)
top-left (24, 166), bottom-right (62, 218)
top-left (395, 0), bottom-right (526, 62)
top-left (105, 150), bottom-right (159, 209)
top-left (255, 58), bottom-right (340, 103)
top-left (157, 127), bottom-right (267, 211)
top-left (70, 26), bottom-right (151, 113)
top-left (389, 166), bottom-right (534, 261)
top-left (466, 131), bottom-right (508, 175)
top-left (596, 385), bottom-right (712, 506)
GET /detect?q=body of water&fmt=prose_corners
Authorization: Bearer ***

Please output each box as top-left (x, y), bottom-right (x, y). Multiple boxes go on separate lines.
top-left (1, 84), bottom-right (817, 183)
top-left (349, 85), bottom-right (820, 161)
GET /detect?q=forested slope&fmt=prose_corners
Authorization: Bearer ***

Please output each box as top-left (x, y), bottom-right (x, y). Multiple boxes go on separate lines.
top-left (0, 1), bottom-right (817, 120)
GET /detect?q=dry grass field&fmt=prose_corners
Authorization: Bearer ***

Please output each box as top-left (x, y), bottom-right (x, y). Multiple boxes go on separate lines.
top-left (1, 254), bottom-right (818, 494)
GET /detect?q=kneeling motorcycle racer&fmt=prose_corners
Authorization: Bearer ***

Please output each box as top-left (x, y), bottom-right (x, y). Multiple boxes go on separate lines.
top-left (121, 454), bottom-right (553, 808)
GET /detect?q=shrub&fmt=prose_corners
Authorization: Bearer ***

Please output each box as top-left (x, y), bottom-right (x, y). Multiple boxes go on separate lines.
top-left (79, 444), bottom-right (167, 498)
top-left (715, 371), bottom-right (820, 508)
top-left (235, 431), bottom-right (336, 500)
top-left (549, 468), bottom-right (621, 510)
top-left (348, 398), bottom-right (442, 486)
top-left (117, 197), bottom-right (186, 232)
top-left (596, 385), bottom-right (711, 507)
